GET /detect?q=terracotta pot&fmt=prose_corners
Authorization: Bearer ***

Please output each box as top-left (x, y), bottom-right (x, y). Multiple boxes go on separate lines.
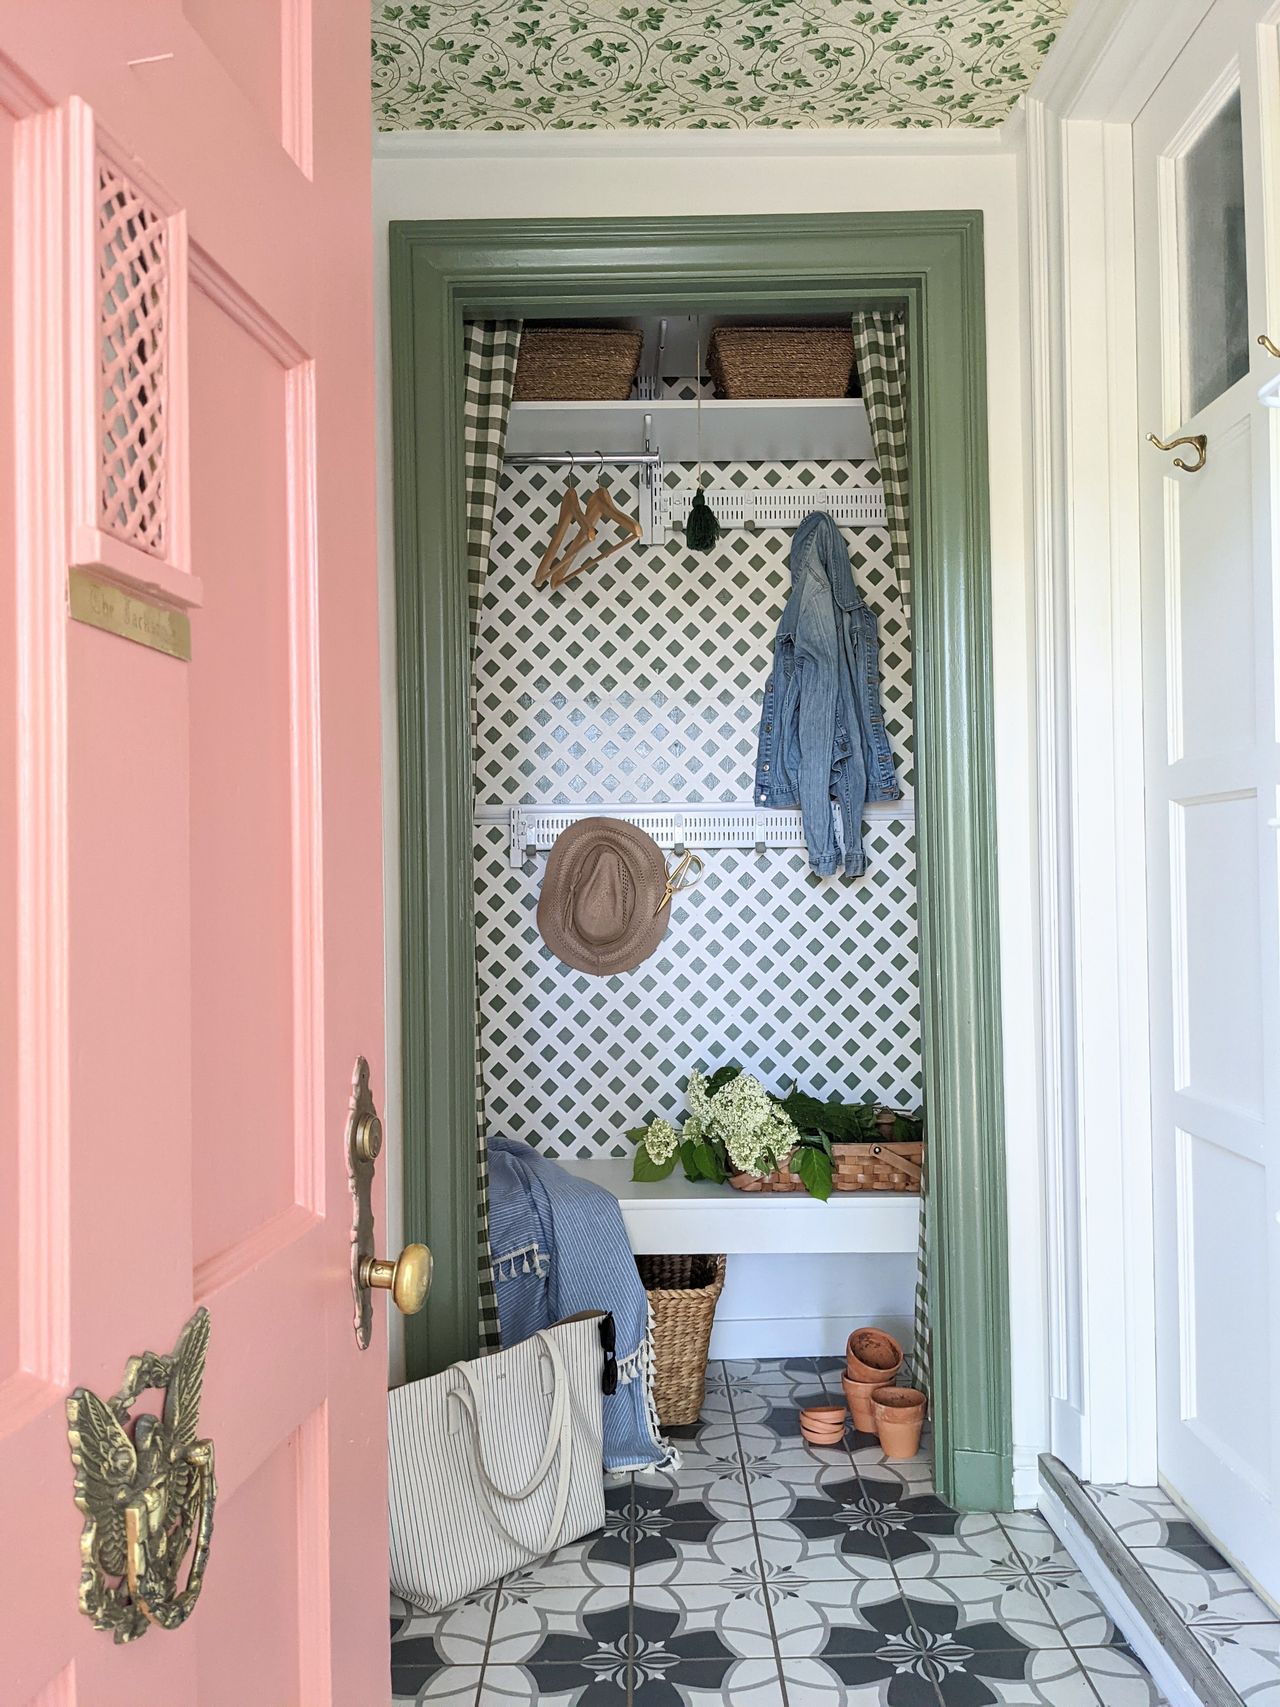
top-left (871, 1386), bottom-right (927, 1460)
top-left (801, 1424), bottom-right (845, 1446)
top-left (798, 1403), bottom-right (846, 1446)
top-left (841, 1372), bottom-right (881, 1433)
top-left (845, 1328), bottom-right (903, 1385)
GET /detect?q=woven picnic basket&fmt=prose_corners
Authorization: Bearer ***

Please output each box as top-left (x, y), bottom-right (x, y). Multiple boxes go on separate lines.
top-left (513, 327), bottom-right (643, 401)
top-left (635, 1253), bottom-right (726, 1426)
top-left (707, 325), bottom-right (856, 399)
top-left (729, 1110), bottom-right (924, 1195)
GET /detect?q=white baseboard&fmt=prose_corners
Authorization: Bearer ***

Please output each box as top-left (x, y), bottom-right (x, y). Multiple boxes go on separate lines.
top-left (706, 1251), bottom-right (916, 1361)
top-left (1013, 1446), bottom-right (1042, 1510)
top-left (709, 1313), bottom-right (915, 1360)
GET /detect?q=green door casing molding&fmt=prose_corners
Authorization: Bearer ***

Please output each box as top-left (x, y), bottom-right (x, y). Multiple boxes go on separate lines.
top-left (390, 212), bottom-right (1011, 1512)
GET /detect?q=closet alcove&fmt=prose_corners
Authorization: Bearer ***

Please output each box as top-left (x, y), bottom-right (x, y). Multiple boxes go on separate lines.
top-left (474, 311), bottom-right (921, 1363)
top-left (390, 214), bottom-right (1010, 1511)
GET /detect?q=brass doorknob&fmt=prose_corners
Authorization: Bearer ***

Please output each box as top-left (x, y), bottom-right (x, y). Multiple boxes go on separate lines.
top-left (359, 1243), bottom-right (432, 1315)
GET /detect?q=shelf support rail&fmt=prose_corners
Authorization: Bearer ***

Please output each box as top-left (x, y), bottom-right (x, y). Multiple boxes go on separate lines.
top-left (473, 800), bottom-right (916, 868)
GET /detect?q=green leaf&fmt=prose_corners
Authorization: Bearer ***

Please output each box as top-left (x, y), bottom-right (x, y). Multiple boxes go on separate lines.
top-left (632, 1146), bottom-right (677, 1182)
top-left (691, 1139), bottom-right (727, 1183)
top-left (625, 1126), bottom-right (650, 1147)
top-left (793, 1146), bottom-right (834, 1201)
top-left (679, 1138), bottom-right (701, 1182)
top-left (781, 1091), bottom-right (876, 1143)
top-left (705, 1063), bottom-right (741, 1095)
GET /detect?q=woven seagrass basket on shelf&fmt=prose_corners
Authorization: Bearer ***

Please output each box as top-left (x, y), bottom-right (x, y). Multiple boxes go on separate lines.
top-left (512, 327), bottom-right (644, 401)
top-left (707, 325), bottom-right (856, 399)
top-left (729, 1109), bottom-right (924, 1195)
top-left (729, 1141), bottom-right (923, 1195)
top-left (635, 1253), bottom-right (726, 1427)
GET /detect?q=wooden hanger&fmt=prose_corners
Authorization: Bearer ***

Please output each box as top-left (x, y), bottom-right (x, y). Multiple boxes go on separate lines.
top-left (550, 469), bottom-right (642, 588)
top-left (533, 470), bottom-right (594, 589)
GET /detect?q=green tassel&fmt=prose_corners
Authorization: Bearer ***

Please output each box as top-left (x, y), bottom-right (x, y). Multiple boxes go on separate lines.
top-left (685, 487), bottom-right (720, 551)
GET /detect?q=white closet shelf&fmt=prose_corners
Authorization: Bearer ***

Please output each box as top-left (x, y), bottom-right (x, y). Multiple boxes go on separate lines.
top-left (557, 1156), bottom-right (920, 1255)
top-left (506, 396), bottom-right (874, 463)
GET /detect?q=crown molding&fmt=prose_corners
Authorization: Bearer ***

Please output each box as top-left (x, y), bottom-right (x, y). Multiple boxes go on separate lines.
top-left (372, 124), bottom-right (1016, 163)
top-left (1030, 0), bottom-right (1217, 120)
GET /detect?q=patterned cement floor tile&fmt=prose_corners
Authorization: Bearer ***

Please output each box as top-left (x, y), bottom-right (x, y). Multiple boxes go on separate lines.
top-left (390, 1381), bottom-right (1164, 1706)
top-left (901, 1573), bottom-right (1080, 1651)
top-left (1190, 1620), bottom-right (1280, 1702)
top-left (631, 1656), bottom-right (787, 1705)
top-left (1131, 1543), bottom-right (1280, 1627)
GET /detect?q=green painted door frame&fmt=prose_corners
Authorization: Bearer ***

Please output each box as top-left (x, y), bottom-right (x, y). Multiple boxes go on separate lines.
top-left (389, 212), bottom-right (1011, 1512)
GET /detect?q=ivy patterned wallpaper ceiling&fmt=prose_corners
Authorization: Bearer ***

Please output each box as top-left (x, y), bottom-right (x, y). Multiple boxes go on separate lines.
top-left (371, 0), bottom-right (1072, 132)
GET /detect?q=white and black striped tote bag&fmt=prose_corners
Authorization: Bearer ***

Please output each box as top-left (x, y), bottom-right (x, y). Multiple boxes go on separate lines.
top-left (388, 1313), bottom-right (607, 1612)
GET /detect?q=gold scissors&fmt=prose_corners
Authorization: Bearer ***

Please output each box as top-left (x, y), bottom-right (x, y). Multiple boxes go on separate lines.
top-left (654, 849), bottom-right (705, 917)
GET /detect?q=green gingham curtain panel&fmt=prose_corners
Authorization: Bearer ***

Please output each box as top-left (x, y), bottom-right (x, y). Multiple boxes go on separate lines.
top-left (463, 319), bottom-right (522, 1349)
top-left (852, 309), bottom-right (929, 1399)
top-left (906, 1151), bottom-right (932, 1396)
top-left (851, 310), bottom-right (910, 608)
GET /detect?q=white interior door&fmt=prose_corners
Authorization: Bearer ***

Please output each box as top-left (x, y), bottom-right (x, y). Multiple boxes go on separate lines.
top-left (1136, 0), bottom-right (1280, 1603)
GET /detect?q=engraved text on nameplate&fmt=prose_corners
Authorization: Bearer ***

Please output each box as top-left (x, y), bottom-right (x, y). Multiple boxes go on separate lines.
top-left (68, 568), bottom-right (191, 662)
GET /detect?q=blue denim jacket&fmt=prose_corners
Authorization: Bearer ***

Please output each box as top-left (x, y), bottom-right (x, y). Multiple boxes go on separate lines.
top-left (755, 512), bottom-right (900, 877)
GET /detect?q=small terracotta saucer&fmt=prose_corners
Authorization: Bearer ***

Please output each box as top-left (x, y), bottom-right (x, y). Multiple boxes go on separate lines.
top-left (798, 1403), bottom-right (847, 1445)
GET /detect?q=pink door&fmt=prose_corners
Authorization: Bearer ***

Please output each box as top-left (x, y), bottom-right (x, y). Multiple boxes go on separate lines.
top-left (0, 5), bottom-right (389, 1702)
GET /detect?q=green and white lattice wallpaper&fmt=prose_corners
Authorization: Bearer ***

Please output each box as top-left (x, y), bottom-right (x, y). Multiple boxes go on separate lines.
top-left (473, 458), bottom-right (921, 1155)
top-left (372, 0), bottom-right (1071, 131)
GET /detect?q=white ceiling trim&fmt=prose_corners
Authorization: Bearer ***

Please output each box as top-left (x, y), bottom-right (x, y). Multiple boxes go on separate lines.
top-left (372, 123), bottom-right (1018, 160)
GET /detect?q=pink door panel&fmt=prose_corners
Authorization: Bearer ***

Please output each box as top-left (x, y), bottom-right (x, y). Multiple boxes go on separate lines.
top-left (0, 5), bottom-right (386, 1702)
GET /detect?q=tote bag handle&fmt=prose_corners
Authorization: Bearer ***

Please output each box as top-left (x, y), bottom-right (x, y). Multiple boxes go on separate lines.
top-left (448, 1330), bottom-right (575, 1557)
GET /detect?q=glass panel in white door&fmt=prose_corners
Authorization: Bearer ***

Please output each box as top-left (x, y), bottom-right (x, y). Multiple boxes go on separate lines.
top-left (1178, 88), bottom-right (1251, 418)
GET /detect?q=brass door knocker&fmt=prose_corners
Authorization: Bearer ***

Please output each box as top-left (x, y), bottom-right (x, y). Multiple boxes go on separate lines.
top-left (66, 1307), bottom-right (216, 1642)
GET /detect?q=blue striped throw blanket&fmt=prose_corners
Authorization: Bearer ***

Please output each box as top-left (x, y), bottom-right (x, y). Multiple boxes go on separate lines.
top-left (487, 1137), bottom-right (674, 1473)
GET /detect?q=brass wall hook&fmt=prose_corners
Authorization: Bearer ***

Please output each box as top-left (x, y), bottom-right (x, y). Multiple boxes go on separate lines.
top-left (1146, 431), bottom-right (1207, 473)
top-left (1259, 332), bottom-right (1280, 359)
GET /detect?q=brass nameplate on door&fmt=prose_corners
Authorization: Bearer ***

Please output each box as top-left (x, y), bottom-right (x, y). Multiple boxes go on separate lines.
top-left (68, 568), bottom-right (191, 662)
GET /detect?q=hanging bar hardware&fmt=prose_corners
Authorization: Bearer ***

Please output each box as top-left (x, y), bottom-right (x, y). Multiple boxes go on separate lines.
top-left (1146, 431), bottom-right (1207, 473)
top-left (503, 451), bottom-right (663, 468)
top-left (1258, 332), bottom-right (1280, 359)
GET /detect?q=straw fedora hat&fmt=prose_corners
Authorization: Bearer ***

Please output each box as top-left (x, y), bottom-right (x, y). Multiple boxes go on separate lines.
top-left (537, 817), bottom-right (671, 976)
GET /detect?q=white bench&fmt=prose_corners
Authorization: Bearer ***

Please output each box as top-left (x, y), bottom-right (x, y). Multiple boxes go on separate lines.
top-left (556, 1156), bottom-right (921, 1255)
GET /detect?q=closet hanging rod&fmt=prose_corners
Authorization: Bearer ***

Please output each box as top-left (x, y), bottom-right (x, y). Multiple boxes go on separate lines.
top-left (503, 451), bottom-right (663, 468)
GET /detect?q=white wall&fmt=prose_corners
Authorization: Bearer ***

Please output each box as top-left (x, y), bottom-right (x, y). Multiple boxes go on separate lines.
top-left (374, 135), bottom-right (1048, 1501)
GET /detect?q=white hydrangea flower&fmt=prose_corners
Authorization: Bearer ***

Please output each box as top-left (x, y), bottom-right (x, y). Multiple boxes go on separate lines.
top-left (686, 1068), bottom-right (712, 1124)
top-left (642, 1117), bottom-right (680, 1165)
top-left (722, 1126), bottom-right (779, 1176)
top-left (705, 1071), bottom-right (788, 1177)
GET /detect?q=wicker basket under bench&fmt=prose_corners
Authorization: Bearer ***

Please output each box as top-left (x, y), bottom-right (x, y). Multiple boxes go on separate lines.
top-left (636, 1253), bottom-right (726, 1427)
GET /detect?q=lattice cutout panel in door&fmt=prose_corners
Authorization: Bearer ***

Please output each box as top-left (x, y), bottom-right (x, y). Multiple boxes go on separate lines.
top-left (475, 821), bottom-right (923, 1154)
top-left (97, 157), bottom-right (169, 557)
top-left (68, 103), bottom-right (193, 603)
